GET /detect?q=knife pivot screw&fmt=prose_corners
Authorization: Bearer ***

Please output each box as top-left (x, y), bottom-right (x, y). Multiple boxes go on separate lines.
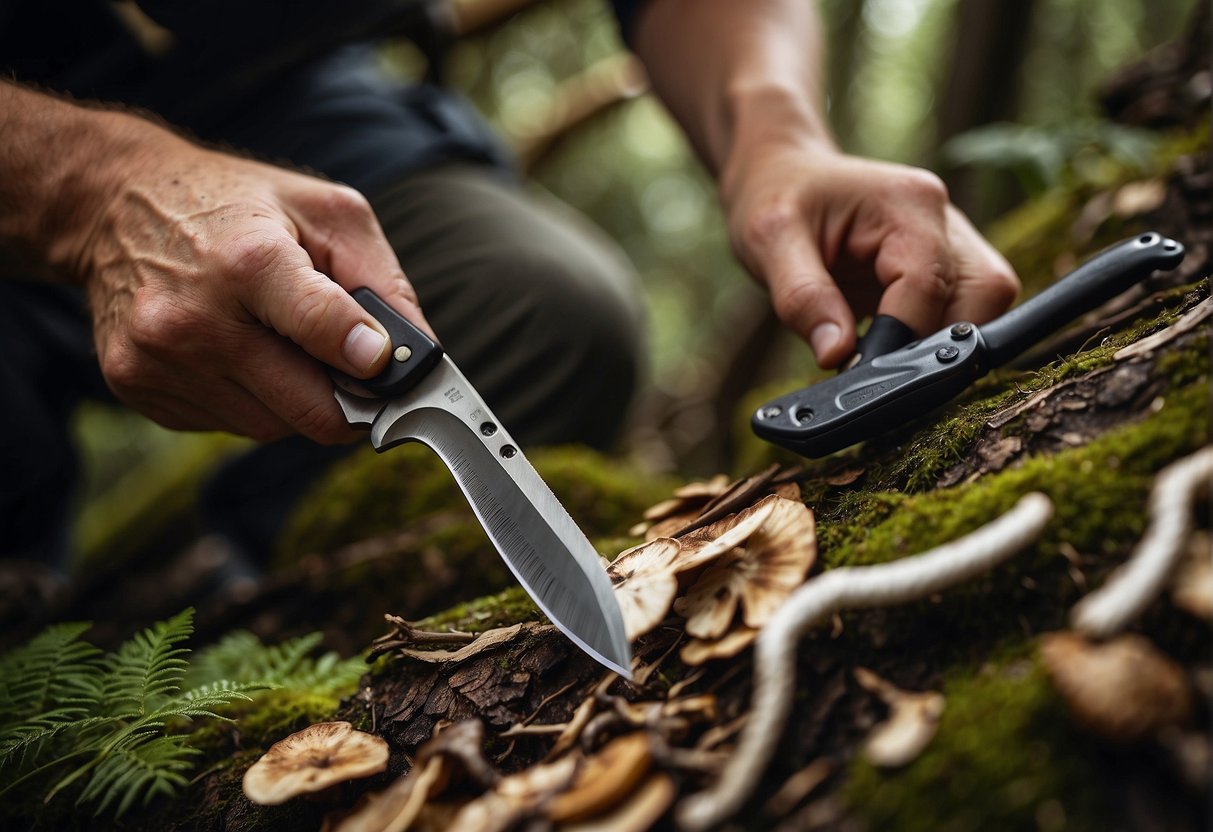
top-left (950, 323), bottom-right (973, 339)
top-left (793, 406), bottom-right (815, 424)
top-left (480, 421), bottom-right (497, 437)
top-left (757, 406), bottom-right (782, 420)
top-left (393, 345), bottom-right (413, 363)
top-left (500, 444), bottom-right (518, 459)
top-left (936, 346), bottom-right (960, 362)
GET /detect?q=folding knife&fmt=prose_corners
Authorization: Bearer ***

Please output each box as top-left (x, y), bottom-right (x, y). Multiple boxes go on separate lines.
top-left (752, 232), bottom-right (1186, 458)
top-left (333, 289), bottom-right (632, 677)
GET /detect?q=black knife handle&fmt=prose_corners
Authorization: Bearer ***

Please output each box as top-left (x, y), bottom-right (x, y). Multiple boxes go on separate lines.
top-left (981, 232), bottom-right (1184, 367)
top-left (340, 288), bottom-right (443, 397)
top-left (851, 315), bottom-right (918, 366)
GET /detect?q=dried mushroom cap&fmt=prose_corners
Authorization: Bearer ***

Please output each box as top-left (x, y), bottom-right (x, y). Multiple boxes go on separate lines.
top-left (610, 538), bottom-right (681, 641)
top-left (560, 773), bottom-right (676, 832)
top-left (680, 628), bottom-right (757, 666)
top-left (675, 497), bottom-right (815, 637)
top-left (1041, 631), bottom-right (1194, 743)
top-left (854, 667), bottom-right (945, 768)
top-left (321, 757), bottom-right (445, 832)
top-left (243, 721), bottom-right (390, 806)
top-left (447, 754), bottom-right (580, 831)
top-left (548, 733), bottom-right (652, 823)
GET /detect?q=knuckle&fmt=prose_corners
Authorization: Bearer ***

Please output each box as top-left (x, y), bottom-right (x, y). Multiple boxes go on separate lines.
top-left (896, 169), bottom-right (949, 204)
top-left (773, 279), bottom-right (829, 328)
top-left (318, 184), bottom-right (373, 221)
top-left (100, 342), bottom-right (142, 393)
top-left (291, 400), bottom-right (347, 445)
top-left (288, 284), bottom-right (341, 347)
top-left (903, 262), bottom-right (953, 305)
top-left (737, 199), bottom-right (799, 254)
top-left (991, 267), bottom-right (1021, 307)
top-left (127, 291), bottom-right (191, 354)
top-left (222, 230), bottom-right (286, 282)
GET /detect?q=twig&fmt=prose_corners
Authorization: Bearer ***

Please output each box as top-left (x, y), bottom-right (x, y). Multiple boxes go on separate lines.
top-left (1071, 446), bottom-right (1213, 638)
top-left (675, 493), bottom-right (1054, 831)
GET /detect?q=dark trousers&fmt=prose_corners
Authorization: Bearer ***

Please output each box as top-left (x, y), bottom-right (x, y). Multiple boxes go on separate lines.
top-left (0, 163), bottom-right (645, 565)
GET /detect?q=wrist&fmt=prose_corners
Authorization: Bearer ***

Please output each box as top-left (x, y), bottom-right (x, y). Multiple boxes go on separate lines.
top-left (0, 85), bottom-right (178, 281)
top-left (717, 82), bottom-right (837, 194)
top-left (41, 110), bottom-right (176, 279)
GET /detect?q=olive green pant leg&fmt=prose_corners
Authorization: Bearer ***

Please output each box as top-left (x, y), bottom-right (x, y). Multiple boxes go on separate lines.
top-left (367, 164), bottom-right (646, 450)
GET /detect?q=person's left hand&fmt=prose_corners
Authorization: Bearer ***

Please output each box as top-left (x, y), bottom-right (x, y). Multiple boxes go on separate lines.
top-left (720, 138), bottom-right (1020, 368)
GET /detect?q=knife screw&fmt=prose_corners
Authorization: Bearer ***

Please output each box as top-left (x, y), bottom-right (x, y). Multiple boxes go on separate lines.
top-left (794, 406), bottom-right (815, 424)
top-left (758, 406), bottom-right (783, 420)
top-left (936, 346), bottom-right (960, 363)
top-left (393, 345), bottom-right (413, 362)
top-left (950, 323), bottom-right (973, 339)
top-left (480, 421), bottom-right (498, 436)
top-left (500, 444), bottom-right (518, 459)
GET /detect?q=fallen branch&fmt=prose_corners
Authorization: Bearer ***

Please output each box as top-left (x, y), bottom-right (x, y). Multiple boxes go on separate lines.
top-left (1071, 445), bottom-right (1213, 638)
top-left (675, 492), bottom-right (1054, 831)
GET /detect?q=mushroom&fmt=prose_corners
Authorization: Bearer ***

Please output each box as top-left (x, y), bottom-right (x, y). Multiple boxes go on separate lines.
top-left (609, 538), bottom-right (681, 641)
top-left (558, 773), bottom-right (676, 832)
top-left (675, 496), bottom-right (815, 638)
top-left (679, 628), bottom-right (757, 666)
top-left (321, 757), bottom-right (445, 832)
top-left (631, 475), bottom-right (733, 539)
top-left (1041, 631), bottom-right (1193, 742)
top-left (853, 667), bottom-right (945, 768)
top-left (243, 721), bottom-right (390, 806)
top-left (548, 733), bottom-right (652, 823)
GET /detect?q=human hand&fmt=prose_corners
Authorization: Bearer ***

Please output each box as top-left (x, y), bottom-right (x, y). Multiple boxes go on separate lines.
top-left (68, 124), bottom-right (431, 443)
top-left (721, 140), bottom-right (1020, 368)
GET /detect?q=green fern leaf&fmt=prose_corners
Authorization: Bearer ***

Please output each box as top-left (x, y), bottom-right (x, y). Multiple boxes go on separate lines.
top-left (100, 609), bottom-right (194, 717)
top-left (0, 622), bottom-right (101, 726)
top-left (79, 734), bottom-right (198, 817)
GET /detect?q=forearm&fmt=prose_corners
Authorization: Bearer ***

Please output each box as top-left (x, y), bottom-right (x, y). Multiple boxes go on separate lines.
top-left (631, 0), bottom-right (835, 177)
top-left (0, 82), bottom-right (173, 278)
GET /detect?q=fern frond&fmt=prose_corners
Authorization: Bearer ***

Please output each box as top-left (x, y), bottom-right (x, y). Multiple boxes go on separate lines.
top-left (184, 630), bottom-right (324, 687)
top-left (100, 609), bottom-right (194, 716)
top-left (0, 622), bottom-right (102, 726)
top-left (78, 735), bottom-right (198, 818)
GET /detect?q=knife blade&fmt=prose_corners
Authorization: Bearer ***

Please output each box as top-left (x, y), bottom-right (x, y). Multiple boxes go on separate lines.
top-left (752, 232), bottom-right (1186, 458)
top-left (332, 288), bottom-right (632, 678)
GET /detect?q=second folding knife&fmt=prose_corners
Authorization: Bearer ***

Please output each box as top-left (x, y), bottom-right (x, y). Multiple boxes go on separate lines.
top-left (752, 232), bottom-right (1186, 457)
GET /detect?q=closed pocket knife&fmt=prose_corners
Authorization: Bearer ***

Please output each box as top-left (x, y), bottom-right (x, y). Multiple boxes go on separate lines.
top-left (752, 232), bottom-right (1186, 458)
top-left (332, 289), bottom-right (632, 677)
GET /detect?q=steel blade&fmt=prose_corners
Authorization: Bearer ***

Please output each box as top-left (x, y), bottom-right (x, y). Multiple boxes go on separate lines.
top-left (369, 358), bottom-right (632, 677)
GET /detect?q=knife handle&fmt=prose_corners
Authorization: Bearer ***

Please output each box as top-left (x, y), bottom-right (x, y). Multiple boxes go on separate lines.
top-left (850, 315), bottom-right (918, 367)
top-left (344, 288), bottom-right (444, 397)
top-left (980, 232), bottom-right (1184, 367)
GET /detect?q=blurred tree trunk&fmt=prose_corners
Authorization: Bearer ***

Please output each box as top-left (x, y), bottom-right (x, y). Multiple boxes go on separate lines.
top-left (823, 0), bottom-right (869, 150)
top-left (934, 0), bottom-right (1037, 224)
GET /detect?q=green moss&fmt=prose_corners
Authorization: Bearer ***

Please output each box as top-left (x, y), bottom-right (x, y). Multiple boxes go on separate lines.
top-left (846, 655), bottom-right (1113, 832)
top-left (821, 379), bottom-right (1207, 571)
top-left (413, 585), bottom-right (542, 634)
top-left (279, 444), bottom-right (676, 564)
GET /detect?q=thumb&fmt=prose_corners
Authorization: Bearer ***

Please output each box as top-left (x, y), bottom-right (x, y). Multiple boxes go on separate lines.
top-left (237, 229), bottom-right (396, 379)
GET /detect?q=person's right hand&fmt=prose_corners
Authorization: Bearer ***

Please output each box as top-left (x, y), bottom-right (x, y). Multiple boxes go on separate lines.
top-left (66, 126), bottom-right (432, 443)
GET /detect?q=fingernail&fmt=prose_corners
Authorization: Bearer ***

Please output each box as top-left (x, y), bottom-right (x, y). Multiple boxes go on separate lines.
top-left (343, 322), bottom-right (388, 372)
top-left (810, 322), bottom-right (842, 359)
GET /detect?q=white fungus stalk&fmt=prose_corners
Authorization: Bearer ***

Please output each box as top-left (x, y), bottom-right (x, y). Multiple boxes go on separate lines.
top-left (675, 492), bottom-right (1054, 831)
top-left (1072, 445), bottom-right (1212, 639)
